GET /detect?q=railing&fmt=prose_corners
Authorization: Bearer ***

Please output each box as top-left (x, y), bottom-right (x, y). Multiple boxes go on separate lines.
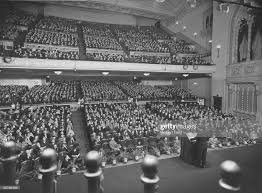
top-left (0, 141), bottom-right (242, 193)
top-left (0, 57), bottom-right (216, 74)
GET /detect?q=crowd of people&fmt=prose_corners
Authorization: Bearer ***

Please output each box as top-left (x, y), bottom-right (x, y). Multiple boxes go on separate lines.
top-left (156, 86), bottom-right (197, 100)
top-left (35, 16), bottom-right (78, 33)
top-left (82, 22), bottom-right (112, 37)
top-left (81, 80), bottom-right (127, 101)
top-left (0, 105), bottom-right (83, 177)
top-left (85, 102), bottom-right (261, 164)
top-left (25, 29), bottom-right (78, 47)
top-left (113, 25), bottom-right (169, 53)
top-left (0, 81), bottom-right (198, 106)
top-left (0, 13), bottom-right (215, 65)
top-left (13, 45), bottom-right (79, 60)
top-left (21, 80), bottom-right (81, 104)
top-left (0, 24), bottom-right (19, 41)
top-left (4, 11), bottom-right (36, 27)
top-left (86, 52), bottom-right (125, 62)
top-left (129, 54), bottom-right (171, 64)
top-left (164, 40), bottom-right (196, 54)
top-left (84, 36), bottom-right (122, 50)
top-left (0, 85), bottom-right (29, 106)
top-left (171, 55), bottom-right (211, 65)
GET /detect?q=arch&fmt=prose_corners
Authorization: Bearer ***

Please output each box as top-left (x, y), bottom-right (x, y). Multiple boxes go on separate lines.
top-left (230, 6), bottom-right (254, 64)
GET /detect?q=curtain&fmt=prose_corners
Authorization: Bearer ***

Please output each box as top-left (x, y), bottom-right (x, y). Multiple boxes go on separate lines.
top-left (239, 34), bottom-right (248, 61)
top-left (251, 28), bottom-right (262, 60)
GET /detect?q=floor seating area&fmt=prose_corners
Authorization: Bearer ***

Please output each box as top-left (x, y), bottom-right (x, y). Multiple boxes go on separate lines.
top-left (0, 80), bottom-right (197, 107)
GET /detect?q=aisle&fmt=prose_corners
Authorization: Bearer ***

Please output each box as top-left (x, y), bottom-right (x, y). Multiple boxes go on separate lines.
top-left (71, 110), bottom-right (90, 155)
top-left (18, 144), bottom-right (262, 193)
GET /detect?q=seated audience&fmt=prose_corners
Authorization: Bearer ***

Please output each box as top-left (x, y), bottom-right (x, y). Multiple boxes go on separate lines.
top-left (22, 80), bottom-right (81, 104)
top-left (0, 85), bottom-right (28, 106)
top-left (14, 45), bottom-right (79, 60)
top-left (81, 80), bottom-right (127, 101)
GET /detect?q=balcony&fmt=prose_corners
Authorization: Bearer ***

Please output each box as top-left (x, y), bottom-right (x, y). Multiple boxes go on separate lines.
top-left (0, 57), bottom-right (216, 74)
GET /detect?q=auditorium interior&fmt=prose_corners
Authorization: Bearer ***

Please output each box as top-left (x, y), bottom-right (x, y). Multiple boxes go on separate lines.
top-left (0, 0), bottom-right (262, 193)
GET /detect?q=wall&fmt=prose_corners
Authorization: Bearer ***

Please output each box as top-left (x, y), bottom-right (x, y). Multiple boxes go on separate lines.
top-left (13, 2), bottom-right (43, 15)
top-left (0, 78), bottom-right (43, 88)
top-left (211, 2), bottom-right (237, 112)
top-left (162, 2), bottom-right (212, 50)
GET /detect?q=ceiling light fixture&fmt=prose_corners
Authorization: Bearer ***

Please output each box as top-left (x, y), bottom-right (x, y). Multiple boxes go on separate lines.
top-left (156, 0), bottom-right (165, 2)
top-left (102, 72), bottom-right (109, 76)
top-left (54, 71), bottom-right (62, 75)
top-left (144, 73), bottom-right (150, 76)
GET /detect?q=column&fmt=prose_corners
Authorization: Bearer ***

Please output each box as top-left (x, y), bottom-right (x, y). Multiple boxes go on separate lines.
top-left (226, 83), bottom-right (230, 114)
top-left (255, 82), bottom-right (262, 124)
top-left (233, 26), bottom-right (240, 64)
top-left (251, 87), bottom-right (255, 114)
top-left (247, 18), bottom-right (253, 61)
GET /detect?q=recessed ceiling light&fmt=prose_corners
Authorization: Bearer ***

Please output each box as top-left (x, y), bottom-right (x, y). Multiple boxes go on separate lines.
top-left (102, 71), bottom-right (109, 76)
top-left (156, 0), bottom-right (165, 3)
top-left (54, 71), bottom-right (62, 75)
top-left (144, 73), bottom-right (150, 76)
top-left (183, 74), bottom-right (189, 77)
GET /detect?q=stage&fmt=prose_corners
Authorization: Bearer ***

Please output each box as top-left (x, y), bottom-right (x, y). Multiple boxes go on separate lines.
top-left (16, 144), bottom-right (262, 193)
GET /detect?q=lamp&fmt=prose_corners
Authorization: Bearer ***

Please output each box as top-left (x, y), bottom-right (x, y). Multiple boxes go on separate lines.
top-left (54, 71), bottom-right (62, 75)
top-left (216, 44), bottom-right (221, 58)
top-left (102, 72), bottom-right (109, 76)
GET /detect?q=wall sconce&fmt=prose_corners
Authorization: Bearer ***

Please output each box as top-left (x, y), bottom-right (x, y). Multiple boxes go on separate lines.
top-left (216, 44), bottom-right (221, 58)
top-left (193, 32), bottom-right (197, 37)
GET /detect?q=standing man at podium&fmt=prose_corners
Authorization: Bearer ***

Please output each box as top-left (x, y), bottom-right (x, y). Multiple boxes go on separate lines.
top-left (193, 130), bottom-right (210, 168)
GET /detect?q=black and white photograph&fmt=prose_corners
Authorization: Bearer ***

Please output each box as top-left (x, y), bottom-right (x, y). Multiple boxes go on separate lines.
top-left (0, 0), bottom-right (262, 193)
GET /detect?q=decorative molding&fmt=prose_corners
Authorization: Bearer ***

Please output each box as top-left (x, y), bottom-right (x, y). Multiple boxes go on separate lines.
top-left (227, 60), bottom-right (262, 78)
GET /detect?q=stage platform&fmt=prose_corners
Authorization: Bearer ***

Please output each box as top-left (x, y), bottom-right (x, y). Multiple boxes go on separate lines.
top-left (14, 144), bottom-right (262, 193)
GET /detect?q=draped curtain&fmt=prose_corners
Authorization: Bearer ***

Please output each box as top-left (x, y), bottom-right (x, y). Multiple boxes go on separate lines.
top-left (251, 28), bottom-right (262, 60)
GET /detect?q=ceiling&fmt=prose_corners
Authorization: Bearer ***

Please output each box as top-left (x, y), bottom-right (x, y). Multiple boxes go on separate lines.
top-left (31, 0), bottom-right (209, 20)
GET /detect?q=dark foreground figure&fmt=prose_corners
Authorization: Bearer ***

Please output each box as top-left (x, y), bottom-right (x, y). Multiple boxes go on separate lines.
top-left (180, 133), bottom-right (209, 168)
